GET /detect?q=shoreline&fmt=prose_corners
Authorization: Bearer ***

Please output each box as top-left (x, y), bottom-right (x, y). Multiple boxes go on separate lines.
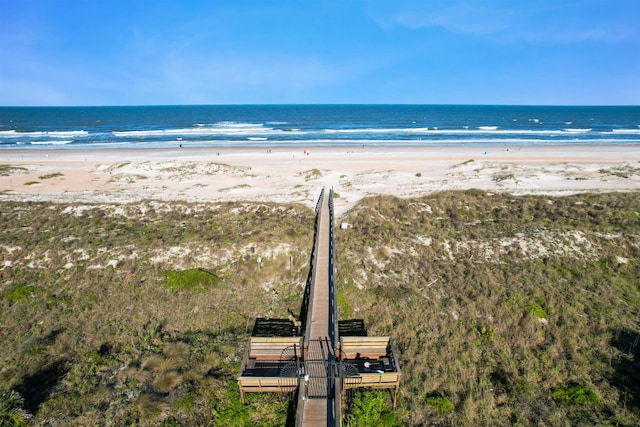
top-left (1, 144), bottom-right (639, 216)
top-left (2, 142), bottom-right (639, 156)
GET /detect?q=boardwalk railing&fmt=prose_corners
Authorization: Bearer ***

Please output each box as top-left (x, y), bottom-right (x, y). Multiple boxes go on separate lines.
top-left (299, 188), bottom-right (325, 335)
top-left (328, 188), bottom-right (341, 424)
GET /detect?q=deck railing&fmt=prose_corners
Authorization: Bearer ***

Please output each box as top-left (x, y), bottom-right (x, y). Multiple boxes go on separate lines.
top-left (238, 337), bottom-right (304, 403)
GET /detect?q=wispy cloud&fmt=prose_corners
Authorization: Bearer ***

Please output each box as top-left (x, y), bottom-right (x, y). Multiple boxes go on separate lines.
top-left (115, 50), bottom-right (354, 104)
top-left (383, 2), bottom-right (514, 35)
top-left (371, 0), bottom-right (640, 44)
top-left (1, 0), bottom-right (637, 105)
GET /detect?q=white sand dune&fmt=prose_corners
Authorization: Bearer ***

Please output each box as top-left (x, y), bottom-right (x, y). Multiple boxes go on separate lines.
top-left (1, 145), bottom-right (638, 216)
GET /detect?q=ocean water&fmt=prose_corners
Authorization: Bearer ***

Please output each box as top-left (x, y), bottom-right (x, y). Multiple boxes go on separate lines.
top-left (0, 105), bottom-right (639, 149)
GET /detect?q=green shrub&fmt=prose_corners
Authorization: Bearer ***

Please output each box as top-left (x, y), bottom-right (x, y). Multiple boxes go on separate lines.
top-left (426, 395), bottom-right (454, 414)
top-left (0, 390), bottom-right (30, 426)
top-left (1, 284), bottom-right (35, 302)
top-left (347, 390), bottom-right (401, 426)
top-left (553, 384), bottom-right (598, 404)
top-left (527, 303), bottom-right (548, 319)
top-left (474, 326), bottom-right (493, 346)
top-left (163, 268), bottom-right (220, 290)
top-left (337, 291), bottom-right (353, 318)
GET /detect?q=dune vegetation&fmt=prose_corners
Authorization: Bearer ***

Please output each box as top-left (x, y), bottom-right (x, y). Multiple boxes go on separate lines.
top-left (0, 201), bottom-right (314, 426)
top-left (336, 191), bottom-right (640, 426)
top-left (1, 191), bottom-right (639, 426)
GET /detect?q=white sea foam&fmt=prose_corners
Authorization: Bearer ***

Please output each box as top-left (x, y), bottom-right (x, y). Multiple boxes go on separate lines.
top-left (113, 128), bottom-right (268, 137)
top-left (324, 127), bottom-right (432, 134)
top-left (214, 121), bottom-right (265, 129)
top-left (322, 127), bottom-right (566, 135)
top-left (0, 130), bottom-right (88, 138)
top-left (607, 129), bottom-right (640, 134)
top-left (321, 127), bottom-right (586, 136)
top-left (563, 128), bottom-right (592, 133)
top-left (111, 122), bottom-right (301, 138)
top-left (20, 140), bottom-right (73, 145)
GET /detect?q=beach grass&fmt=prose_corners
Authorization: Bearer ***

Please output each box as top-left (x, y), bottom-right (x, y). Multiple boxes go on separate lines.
top-left (0, 192), bottom-right (639, 425)
top-left (336, 191), bottom-right (640, 425)
top-left (0, 165), bottom-right (29, 176)
top-left (0, 200), bottom-right (313, 426)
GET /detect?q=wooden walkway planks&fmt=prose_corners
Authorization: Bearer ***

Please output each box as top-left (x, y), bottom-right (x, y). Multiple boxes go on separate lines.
top-left (308, 192), bottom-right (331, 339)
top-left (301, 399), bottom-right (328, 425)
top-left (300, 191), bottom-right (334, 426)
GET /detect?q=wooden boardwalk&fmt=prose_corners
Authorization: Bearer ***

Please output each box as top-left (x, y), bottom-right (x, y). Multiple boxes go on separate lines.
top-left (307, 191), bottom-right (330, 340)
top-left (299, 191), bottom-right (334, 426)
top-left (239, 188), bottom-right (400, 426)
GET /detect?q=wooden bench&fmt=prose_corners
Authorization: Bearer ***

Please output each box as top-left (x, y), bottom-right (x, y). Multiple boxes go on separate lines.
top-left (339, 336), bottom-right (390, 359)
top-left (248, 337), bottom-right (303, 361)
top-left (339, 336), bottom-right (402, 409)
top-left (238, 376), bottom-right (299, 402)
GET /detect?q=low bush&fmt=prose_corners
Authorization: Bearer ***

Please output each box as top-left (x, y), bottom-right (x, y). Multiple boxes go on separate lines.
top-left (346, 390), bottom-right (402, 427)
top-left (425, 394), bottom-right (455, 414)
top-left (1, 283), bottom-right (35, 302)
top-left (527, 303), bottom-right (548, 319)
top-left (553, 384), bottom-right (599, 404)
top-left (0, 390), bottom-right (30, 427)
top-left (163, 268), bottom-right (221, 290)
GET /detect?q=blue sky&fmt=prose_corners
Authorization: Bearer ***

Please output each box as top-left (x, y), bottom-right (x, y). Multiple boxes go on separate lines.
top-left (1, 0), bottom-right (638, 106)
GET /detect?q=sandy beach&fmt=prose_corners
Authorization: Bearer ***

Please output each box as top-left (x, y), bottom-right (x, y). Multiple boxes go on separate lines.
top-left (1, 145), bottom-right (639, 215)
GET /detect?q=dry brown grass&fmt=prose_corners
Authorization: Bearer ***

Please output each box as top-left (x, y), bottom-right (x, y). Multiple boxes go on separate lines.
top-left (336, 191), bottom-right (640, 425)
top-left (1, 192), bottom-right (638, 425)
top-left (0, 199), bottom-right (313, 425)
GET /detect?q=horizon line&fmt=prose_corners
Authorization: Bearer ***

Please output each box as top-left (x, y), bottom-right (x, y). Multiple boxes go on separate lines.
top-left (2, 103), bottom-right (639, 108)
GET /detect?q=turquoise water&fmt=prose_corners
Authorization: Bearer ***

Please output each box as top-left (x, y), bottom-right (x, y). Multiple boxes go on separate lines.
top-left (0, 105), bottom-right (638, 149)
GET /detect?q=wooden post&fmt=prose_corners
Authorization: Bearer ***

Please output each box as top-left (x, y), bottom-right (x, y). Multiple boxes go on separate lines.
top-left (393, 384), bottom-right (399, 409)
